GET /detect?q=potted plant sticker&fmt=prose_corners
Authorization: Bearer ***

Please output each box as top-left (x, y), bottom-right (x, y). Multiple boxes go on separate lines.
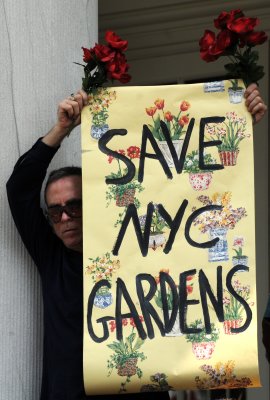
top-left (195, 360), bottom-right (252, 389)
top-left (192, 192), bottom-right (247, 262)
top-left (107, 317), bottom-right (146, 393)
top-left (232, 236), bottom-right (248, 270)
top-left (223, 280), bottom-right (253, 334)
top-left (106, 147), bottom-right (144, 225)
top-left (185, 319), bottom-right (219, 360)
top-left (205, 112), bottom-right (249, 166)
top-left (183, 150), bottom-right (216, 191)
top-left (145, 99), bottom-right (191, 168)
top-left (139, 204), bottom-right (169, 250)
top-left (140, 373), bottom-right (173, 392)
top-left (88, 88), bottom-right (116, 139)
top-left (228, 79), bottom-right (245, 104)
top-left (85, 252), bottom-right (120, 308)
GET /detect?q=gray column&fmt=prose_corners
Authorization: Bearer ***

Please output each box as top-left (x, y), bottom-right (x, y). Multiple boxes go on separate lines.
top-left (0, 1), bottom-right (97, 399)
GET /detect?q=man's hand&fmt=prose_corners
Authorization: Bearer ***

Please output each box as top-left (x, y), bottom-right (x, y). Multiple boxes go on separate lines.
top-left (42, 90), bottom-right (88, 148)
top-left (56, 90), bottom-right (88, 131)
top-left (244, 83), bottom-right (267, 124)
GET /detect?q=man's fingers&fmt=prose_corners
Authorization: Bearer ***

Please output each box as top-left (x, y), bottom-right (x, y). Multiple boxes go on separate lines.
top-left (60, 99), bottom-right (80, 120)
top-left (244, 84), bottom-right (267, 124)
top-left (56, 89), bottom-right (88, 130)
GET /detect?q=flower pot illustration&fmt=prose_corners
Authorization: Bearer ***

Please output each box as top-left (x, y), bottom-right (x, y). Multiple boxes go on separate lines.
top-left (158, 139), bottom-right (184, 168)
top-left (94, 287), bottom-right (113, 309)
top-left (115, 188), bottom-right (136, 207)
top-left (117, 357), bottom-right (138, 377)
top-left (232, 255), bottom-right (248, 267)
top-left (165, 310), bottom-right (182, 337)
top-left (189, 172), bottom-right (212, 191)
top-left (219, 150), bottom-right (239, 166)
top-left (140, 373), bottom-right (173, 392)
top-left (192, 342), bottom-right (216, 360)
top-left (208, 227), bottom-right (229, 262)
top-left (223, 319), bottom-right (242, 335)
top-left (232, 255), bottom-right (248, 272)
top-left (91, 123), bottom-right (109, 140)
top-left (139, 205), bottom-right (169, 249)
top-left (228, 88), bottom-right (244, 104)
top-left (149, 233), bottom-right (166, 250)
top-left (185, 320), bottom-right (219, 356)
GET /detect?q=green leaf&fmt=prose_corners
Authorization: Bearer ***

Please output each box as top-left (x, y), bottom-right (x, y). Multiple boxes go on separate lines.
top-left (126, 332), bottom-right (136, 349)
top-left (133, 337), bottom-right (145, 351)
top-left (147, 124), bottom-right (159, 140)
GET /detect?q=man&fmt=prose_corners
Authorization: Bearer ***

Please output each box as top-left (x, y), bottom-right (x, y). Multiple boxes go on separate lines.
top-left (6, 85), bottom-right (267, 400)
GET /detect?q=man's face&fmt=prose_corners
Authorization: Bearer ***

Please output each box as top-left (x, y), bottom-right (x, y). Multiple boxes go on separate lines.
top-left (46, 175), bottom-right (83, 252)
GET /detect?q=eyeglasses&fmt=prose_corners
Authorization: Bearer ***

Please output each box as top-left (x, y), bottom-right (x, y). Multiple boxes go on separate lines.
top-left (47, 199), bottom-right (82, 224)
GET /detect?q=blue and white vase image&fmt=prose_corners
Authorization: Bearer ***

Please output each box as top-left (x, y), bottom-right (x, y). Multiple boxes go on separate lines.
top-left (91, 123), bottom-right (109, 140)
top-left (208, 227), bottom-right (229, 262)
top-left (94, 287), bottom-right (113, 309)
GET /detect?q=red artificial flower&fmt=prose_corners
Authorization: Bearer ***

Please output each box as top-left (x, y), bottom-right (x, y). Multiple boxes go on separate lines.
top-left (106, 52), bottom-right (131, 83)
top-left (154, 98), bottom-right (165, 110)
top-left (199, 30), bottom-right (216, 51)
top-left (93, 43), bottom-right (115, 62)
top-left (199, 10), bottom-right (267, 85)
top-left (200, 29), bottom-right (237, 61)
top-left (217, 29), bottom-right (237, 50)
top-left (164, 111), bottom-right (173, 122)
top-left (127, 146), bottom-right (140, 159)
top-left (105, 30), bottom-right (128, 51)
top-left (82, 47), bottom-right (92, 63)
top-left (199, 30), bottom-right (220, 62)
top-left (211, 29), bottom-right (237, 56)
top-left (241, 31), bottom-right (268, 47)
top-left (78, 30), bottom-right (131, 92)
top-left (214, 9), bottom-right (244, 29)
top-left (180, 100), bottom-right (190, 111)
top-left (146, 106), bottom-right (157, 116)
top-left (227, 17), bottom-right (259, 34)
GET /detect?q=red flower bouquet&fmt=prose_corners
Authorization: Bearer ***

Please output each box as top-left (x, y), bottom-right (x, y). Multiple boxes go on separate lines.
top-left (199, 9), bottom-right (268, 86)
top-left (76, 31), bottom-right (131, 93)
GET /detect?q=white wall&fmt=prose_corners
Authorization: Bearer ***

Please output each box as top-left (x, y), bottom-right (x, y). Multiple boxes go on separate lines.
top-left (0, 1), bottom-right (97, 399)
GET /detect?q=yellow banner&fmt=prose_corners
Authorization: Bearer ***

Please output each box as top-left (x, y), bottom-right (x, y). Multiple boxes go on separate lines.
top-left (82, 81), bottom-right (260, 395)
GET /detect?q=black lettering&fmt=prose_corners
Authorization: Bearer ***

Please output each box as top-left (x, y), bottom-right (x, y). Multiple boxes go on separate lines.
top-left (199, 117), bottom-right (224, 171)
top-left (136, 274), bottom-right (165, 338)
top-left (116, 277), bottom-right (146, 340)
top-left (159, 272), bottom-right (179, 333)
top-left (226, 265), bottom-right (252, 333)
top-left (157, 200), bottom-right (188, 254)
top-left (138, 125), bottom-right (172, 182)
top-left (112, 202), bottom-right (154, 256)
top-left (98, 129), bottom-right (135, 185)
top-left (87, 280), bottom-right (114, 343)
top-left (179, 269), bottom-right (200, 333)
top-left (160, 118), bottom-right (195, 173)
top-left (199, 266), bottom-right (224, 333)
